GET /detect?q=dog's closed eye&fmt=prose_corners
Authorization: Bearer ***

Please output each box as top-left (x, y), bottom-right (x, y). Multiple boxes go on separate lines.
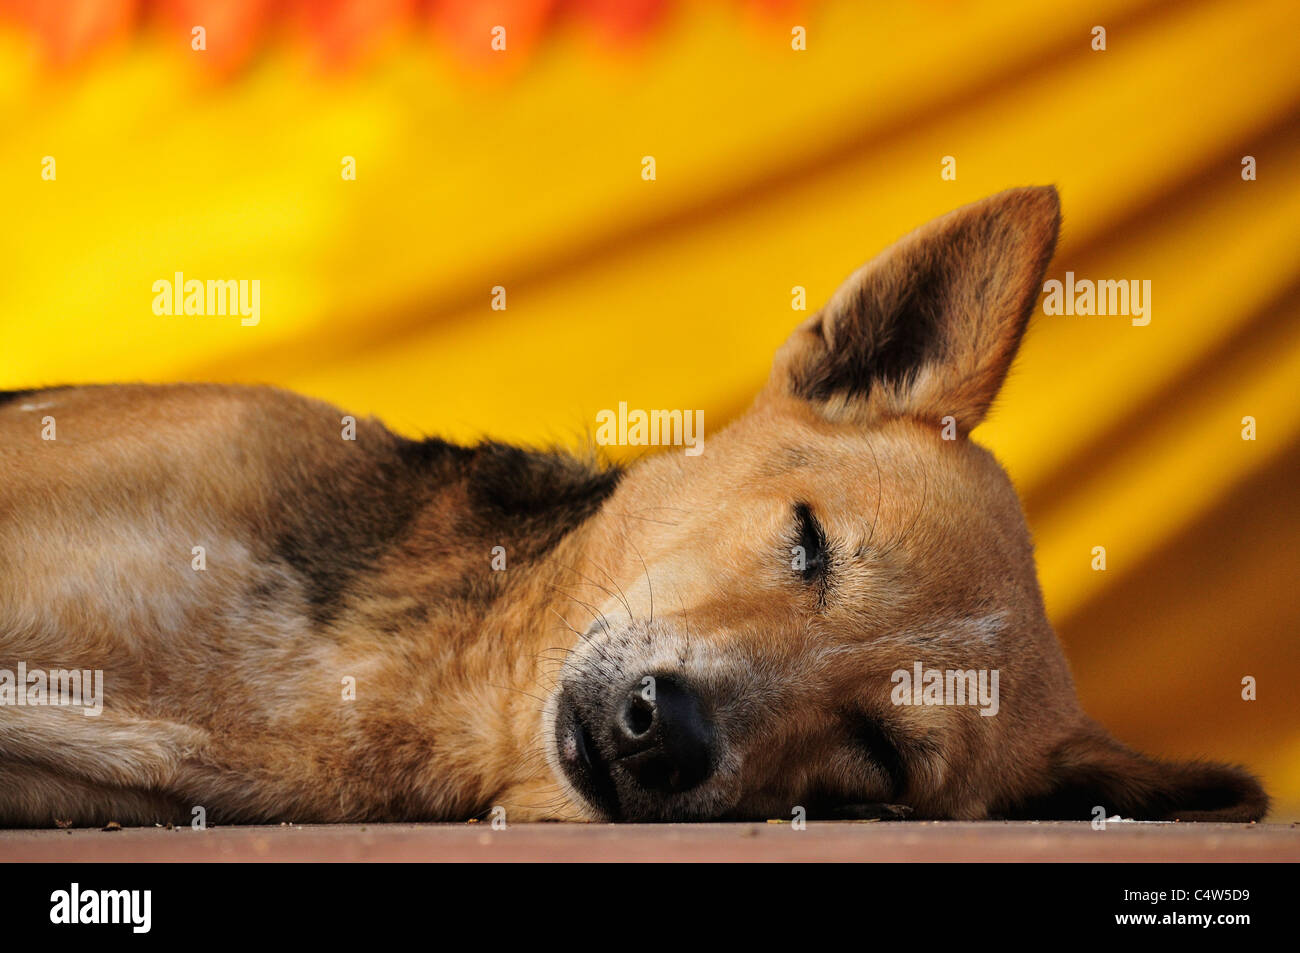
top-left (848, 712), bottom-right (908, 800)
top-left (792, 502), bottom-right (829, 585)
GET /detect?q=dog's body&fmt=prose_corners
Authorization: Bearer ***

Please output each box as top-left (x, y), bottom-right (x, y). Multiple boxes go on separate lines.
top-left (0, 188), bottom-right (1267, 825)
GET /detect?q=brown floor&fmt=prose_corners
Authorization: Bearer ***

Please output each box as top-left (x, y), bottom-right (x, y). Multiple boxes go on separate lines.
top-left (2, 821), bottom-right (1297, 862)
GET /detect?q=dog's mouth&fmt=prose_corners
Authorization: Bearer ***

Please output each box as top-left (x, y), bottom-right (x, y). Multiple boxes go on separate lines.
top-left (554, 692), bottom-right (621, 820)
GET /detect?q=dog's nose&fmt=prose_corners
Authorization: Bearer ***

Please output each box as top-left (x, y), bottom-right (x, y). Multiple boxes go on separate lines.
top-left (612, 676), bottom-right (714, 793)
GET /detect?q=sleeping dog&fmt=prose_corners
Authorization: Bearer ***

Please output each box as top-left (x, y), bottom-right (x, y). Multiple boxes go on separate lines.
top-left (0, 186), bottom-right (1267, 825)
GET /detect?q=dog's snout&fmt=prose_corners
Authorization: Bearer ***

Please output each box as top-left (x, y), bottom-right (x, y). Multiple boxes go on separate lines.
top-left (612, 676), bottom-right (714, 794)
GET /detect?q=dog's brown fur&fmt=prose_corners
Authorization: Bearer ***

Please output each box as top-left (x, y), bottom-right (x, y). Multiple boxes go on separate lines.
top-left (0, 187), bottom-right (1267, 825)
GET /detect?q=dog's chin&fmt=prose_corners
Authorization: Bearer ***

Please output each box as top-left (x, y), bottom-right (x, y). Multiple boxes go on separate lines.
top-left (549, 690), bottom-right (622, 821)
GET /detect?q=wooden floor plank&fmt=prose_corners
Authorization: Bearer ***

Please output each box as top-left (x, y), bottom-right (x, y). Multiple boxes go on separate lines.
top-left (3, 821), bottom-right (1296, 863)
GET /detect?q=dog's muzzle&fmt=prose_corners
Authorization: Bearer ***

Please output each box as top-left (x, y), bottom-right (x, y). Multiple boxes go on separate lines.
top-left (554, 673), bottom-right (717, 819)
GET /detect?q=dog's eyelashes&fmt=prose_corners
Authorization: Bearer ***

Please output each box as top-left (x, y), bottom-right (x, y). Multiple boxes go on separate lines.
top-left (792, 502), bottom-right (829, 585)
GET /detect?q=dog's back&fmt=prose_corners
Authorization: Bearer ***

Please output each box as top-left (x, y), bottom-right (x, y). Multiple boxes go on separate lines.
top-left (0, 383), bottom-right (617, 824)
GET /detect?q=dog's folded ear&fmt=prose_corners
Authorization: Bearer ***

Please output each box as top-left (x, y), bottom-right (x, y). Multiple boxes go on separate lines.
top-left (998, 721), bottom-right (1269, 822)
top-left (763, 186), bottom-right (1061, 434)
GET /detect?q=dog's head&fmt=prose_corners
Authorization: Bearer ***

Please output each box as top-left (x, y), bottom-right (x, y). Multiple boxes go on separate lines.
top-left (543, 186), bottom-right (1267, 823)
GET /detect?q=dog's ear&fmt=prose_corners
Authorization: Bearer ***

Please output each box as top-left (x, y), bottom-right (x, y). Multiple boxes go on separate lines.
top-left (1001, 722), bottom-right (1269, 822)
top-left (762, 186), bottom-right (1060, 434)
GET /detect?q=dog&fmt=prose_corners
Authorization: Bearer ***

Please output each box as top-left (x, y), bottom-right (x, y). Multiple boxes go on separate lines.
top-left (0, 186), bottom-right (1267, 825)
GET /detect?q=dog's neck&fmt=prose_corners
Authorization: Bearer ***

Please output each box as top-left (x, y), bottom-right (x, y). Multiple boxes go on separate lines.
top-left (354, 439), bottom-right (624, 819)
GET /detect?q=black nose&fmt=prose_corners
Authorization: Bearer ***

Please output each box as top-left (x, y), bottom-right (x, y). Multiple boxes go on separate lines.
top-left (612, 676), bottom-right (715, 793)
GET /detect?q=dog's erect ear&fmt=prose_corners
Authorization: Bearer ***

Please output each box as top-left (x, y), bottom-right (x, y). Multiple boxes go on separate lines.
top-left (762, 186), bottom-right (1060, 433)
top-left (1001, 722), bottom-right (1269, 822)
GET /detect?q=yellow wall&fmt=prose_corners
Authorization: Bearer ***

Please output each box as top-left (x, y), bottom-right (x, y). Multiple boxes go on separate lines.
top-left (2, 0), bottom-right (1297, 817)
